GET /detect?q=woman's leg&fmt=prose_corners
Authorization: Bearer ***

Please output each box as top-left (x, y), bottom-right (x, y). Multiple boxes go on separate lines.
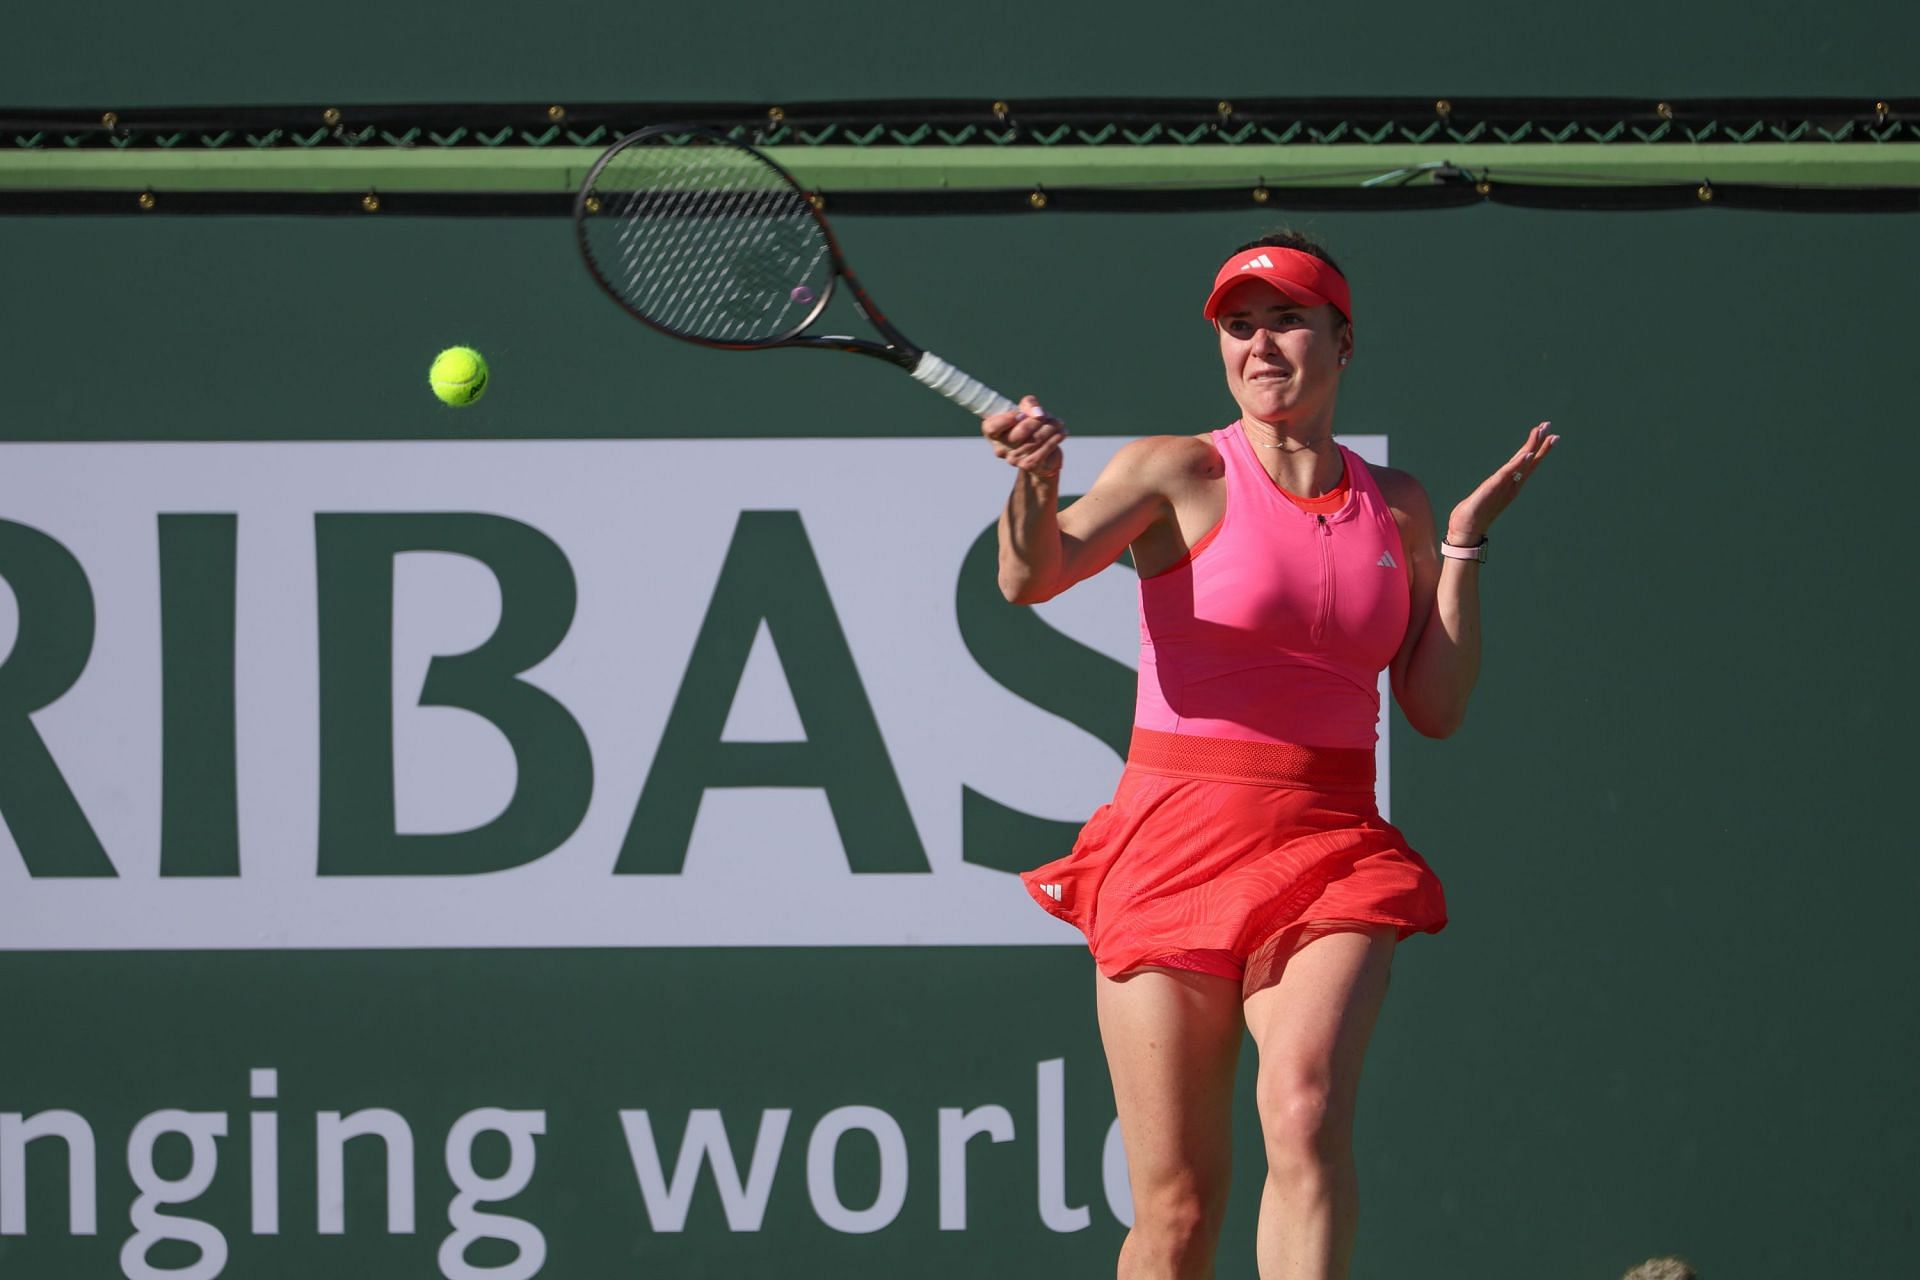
top-left (1097, 966), bottom-right (1246, 1279)
top-left (1240, 928), bottom-right (1398, 1280)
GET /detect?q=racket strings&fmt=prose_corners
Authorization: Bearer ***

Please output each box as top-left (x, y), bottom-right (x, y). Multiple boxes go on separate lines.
top-left (617, 164), bottom-right (719, 320)
top-left (633, 157), bottom-right (746, 321)
top-left (585, 138), bottom-right (833, 345)
top-left (667, 179), bottom-right (778, 330)
top-left (627, 174), bottom-right (721, 324)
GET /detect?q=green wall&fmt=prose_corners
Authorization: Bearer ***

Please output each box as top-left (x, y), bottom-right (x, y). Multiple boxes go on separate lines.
top-left (6, 198), bottom-right (1914, 1280)
top-left (4, 4), bottom-right (1916, 1277)
top-left (4, 0), bottom-right (1917, 103)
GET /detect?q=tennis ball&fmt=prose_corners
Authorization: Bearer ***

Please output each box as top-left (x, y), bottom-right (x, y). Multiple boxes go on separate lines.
top-left (429, 346), bottom-right (489, 406)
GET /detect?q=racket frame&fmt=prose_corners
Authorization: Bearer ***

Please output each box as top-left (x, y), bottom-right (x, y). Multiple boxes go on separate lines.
top-left (574, 123), bottom-right (926, 372)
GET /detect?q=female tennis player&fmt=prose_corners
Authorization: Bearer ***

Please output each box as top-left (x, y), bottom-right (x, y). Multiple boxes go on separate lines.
top-left (982, 232), bottom-right (1556, 1280)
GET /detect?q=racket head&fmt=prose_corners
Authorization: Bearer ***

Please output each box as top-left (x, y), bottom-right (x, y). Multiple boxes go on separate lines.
top-left (576, 125), bottom-right (838, 349)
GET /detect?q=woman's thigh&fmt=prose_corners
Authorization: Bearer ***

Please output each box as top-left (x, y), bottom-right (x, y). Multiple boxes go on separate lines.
top-left (1241, 928), bottom-right (1398, 1136)
top-left (1096, 966), bottom-right (1246, 1199)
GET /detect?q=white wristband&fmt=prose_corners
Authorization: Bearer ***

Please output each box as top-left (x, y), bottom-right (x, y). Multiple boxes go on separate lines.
top-left (1440, 537), bottom-right (1488, 563)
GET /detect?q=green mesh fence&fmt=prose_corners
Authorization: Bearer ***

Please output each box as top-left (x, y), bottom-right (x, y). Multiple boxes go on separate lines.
top-left (6, 98), bottom-right (1917, 150)
top-left (4, 99), bottom-right (1917, 212)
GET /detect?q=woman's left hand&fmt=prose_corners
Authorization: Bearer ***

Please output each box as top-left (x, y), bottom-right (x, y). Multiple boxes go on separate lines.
top-left (1445, 422), bottom-right (1559, 544)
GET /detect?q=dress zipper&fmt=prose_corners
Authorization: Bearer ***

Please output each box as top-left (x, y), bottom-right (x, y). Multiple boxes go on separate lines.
top-left (1312, 513), bottom-right (1336, 644)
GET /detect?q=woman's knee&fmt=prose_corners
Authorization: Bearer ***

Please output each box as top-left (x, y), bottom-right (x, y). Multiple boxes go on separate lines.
top-left (1129, 1170), bottom-right (1229, 1262)
top-left (1256, 1071), bottom-right (1352, 1172)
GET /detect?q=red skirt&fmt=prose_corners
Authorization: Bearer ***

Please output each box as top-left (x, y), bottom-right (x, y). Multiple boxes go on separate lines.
top-left (1022, 729), bottom-right (1446, 984)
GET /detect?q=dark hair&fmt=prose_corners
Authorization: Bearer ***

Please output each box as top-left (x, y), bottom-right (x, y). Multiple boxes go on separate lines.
top-left (1223, 230), bottom-right (1350, 330)
top-left (1230, 230), bottom-right (1345, 280)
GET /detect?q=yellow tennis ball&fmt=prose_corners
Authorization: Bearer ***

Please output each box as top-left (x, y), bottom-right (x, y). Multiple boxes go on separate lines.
top-left (429, 346), bottom-right (489, 406)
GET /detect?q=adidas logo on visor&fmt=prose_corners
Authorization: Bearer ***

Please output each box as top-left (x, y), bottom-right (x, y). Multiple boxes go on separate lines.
top-left (1238, 253), bottom-right (1275, 271)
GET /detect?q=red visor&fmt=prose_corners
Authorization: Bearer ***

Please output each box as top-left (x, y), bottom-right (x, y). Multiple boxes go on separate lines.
top-left (1203, 247), bottom-right (1352, 323)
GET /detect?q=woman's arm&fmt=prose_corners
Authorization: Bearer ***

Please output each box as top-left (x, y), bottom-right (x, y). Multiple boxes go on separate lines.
top-left (1381, 423), bottom-right (1558, 737)
top-left (982, 398), bottom-right (1181, 605)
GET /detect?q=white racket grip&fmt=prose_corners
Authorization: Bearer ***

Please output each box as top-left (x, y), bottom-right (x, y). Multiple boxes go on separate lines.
top-left (909, 351), bottom-right (1017, 417)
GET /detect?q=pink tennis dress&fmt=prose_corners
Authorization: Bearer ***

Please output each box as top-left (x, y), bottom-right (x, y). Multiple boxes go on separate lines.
top-left (1022, 424), bottom-right (1447, 985)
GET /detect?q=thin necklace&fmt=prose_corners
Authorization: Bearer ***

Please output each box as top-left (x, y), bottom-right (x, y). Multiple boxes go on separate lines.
top-left (1242, 418), bottom-right (1335, 453)
top-left (1248, 432), bottom-right (1335, 452)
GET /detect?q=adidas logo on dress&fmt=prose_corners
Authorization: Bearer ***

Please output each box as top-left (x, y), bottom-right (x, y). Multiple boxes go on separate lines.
top-left (1377, 551), bottom-right (1398, 568)
top-left (1039, 883), bottom-right (1064, 902)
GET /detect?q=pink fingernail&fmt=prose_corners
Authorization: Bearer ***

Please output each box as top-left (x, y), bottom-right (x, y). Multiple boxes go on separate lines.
top-left (1027, 403), bottom-right (1048, 418)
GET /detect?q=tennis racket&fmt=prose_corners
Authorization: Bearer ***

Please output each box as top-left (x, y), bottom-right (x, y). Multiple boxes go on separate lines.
top-left (574, 124), bottom-right (1017, 418)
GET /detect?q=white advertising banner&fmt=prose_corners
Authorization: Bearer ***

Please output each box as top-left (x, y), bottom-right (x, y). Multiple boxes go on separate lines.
top-left (0, 436), bottom-right (1387, 950)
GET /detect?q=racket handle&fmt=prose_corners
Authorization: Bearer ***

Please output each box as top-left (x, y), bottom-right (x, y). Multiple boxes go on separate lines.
top-left (909, 351), bottom-right (1018, 418)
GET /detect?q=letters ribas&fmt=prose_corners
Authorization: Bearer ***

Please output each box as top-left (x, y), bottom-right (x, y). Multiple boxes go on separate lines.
top-left (0, 439), bottom-right (1384, 949)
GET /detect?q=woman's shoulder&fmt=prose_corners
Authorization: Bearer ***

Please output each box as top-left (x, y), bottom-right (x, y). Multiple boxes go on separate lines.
top-left (1357, 458), bottom-right (1425, 503)
top-left (1108, 431), bottom-right (1226, 487)
top-left (1359, 460), bottom-right (1434, 526)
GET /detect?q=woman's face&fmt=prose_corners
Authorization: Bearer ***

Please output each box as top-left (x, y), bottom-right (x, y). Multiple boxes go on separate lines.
top-left (1214, 279), bottom-right (1352, 426)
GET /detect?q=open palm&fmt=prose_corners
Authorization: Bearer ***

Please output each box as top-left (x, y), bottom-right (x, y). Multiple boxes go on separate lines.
top-left (1449, 422), bottom-right (1559, 541)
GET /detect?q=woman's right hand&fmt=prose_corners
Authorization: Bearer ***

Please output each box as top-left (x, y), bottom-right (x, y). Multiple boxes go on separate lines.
top-left (982, 395), bottom-right (1067, 477)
